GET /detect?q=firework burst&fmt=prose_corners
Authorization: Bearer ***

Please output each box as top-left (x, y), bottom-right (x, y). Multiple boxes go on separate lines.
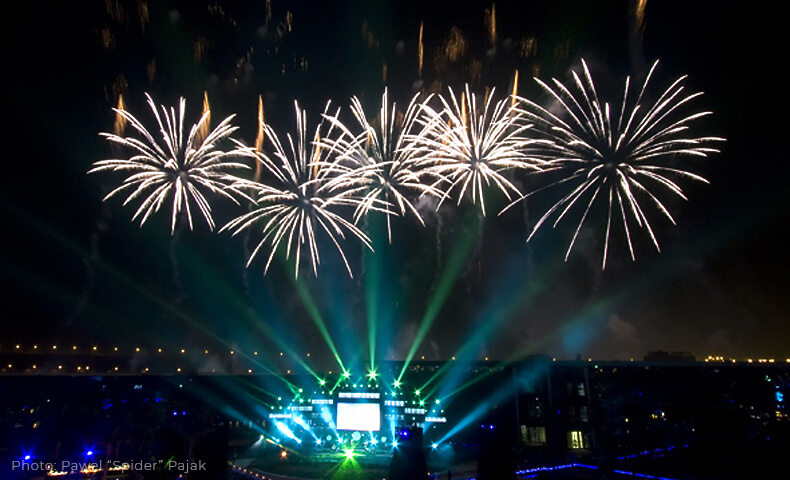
top-left (413, 84), bottom-right (544, 216)
top-left (90, 94), bottom-right (251, 233)
top-left (319, 88), bottom-right (440, 242)
top-left (222, 101), bottom-right (372, 278)
top-left (512, 59), bottom-right (724, 268)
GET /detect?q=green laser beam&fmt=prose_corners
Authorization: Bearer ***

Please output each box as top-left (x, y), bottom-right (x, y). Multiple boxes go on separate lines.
top-left (398, 212), bottom-right (481, 382)
top-left (287, 268), bottom-right (346, 374)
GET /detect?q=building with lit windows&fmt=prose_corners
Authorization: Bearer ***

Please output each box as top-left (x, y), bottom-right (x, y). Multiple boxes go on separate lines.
top-left (1, 347), bottom-right (789, 479)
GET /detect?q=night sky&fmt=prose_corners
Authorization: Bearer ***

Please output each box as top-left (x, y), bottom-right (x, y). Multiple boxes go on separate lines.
top-left (2, 0), bottom-right (788, 367)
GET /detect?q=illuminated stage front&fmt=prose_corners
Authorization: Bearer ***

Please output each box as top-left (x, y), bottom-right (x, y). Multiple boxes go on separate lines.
top-left (262, 370), bottom-right (447, 455)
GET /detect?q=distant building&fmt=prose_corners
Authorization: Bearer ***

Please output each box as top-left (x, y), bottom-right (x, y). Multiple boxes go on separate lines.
top-left (643, 350), bottom-right (696, 362)
top-left (1, 349), bottom-right (788, 479)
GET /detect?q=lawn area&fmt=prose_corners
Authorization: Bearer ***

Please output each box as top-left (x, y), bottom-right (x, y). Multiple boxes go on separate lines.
top-left (246, 451), bottom-right (391, 480)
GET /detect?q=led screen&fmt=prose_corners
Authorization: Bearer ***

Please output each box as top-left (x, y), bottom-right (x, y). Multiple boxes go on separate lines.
top-left (336, 402), bottom-right (381, 431)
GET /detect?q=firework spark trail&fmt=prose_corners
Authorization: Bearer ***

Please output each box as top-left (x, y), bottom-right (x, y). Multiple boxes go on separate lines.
top-left (254, 94), bottom-right (265, 183)
top-left (418, 21), bottom-right (424, 79)
top-left (510, 59), bottom-right (724, 268)
top-left (412, 84), bottom-right (546, 216)
top-left (222, 101), bottom-right (373, 279)
top-left (319, 88), bottom-right (441, 242)
top-left (90, 93), bottom-right (252, 234)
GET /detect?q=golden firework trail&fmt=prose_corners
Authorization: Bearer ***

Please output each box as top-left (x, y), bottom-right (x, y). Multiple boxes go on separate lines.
top-left (418, 21), bottom-right (424, 78)
top-left (486, 3), bottom-right (497, 47)
top-left (113, 94), bottom-right (126, 137)
top-left (636, 0), bottom-right (648, 31)
top-left (198, 91), bottom-right (211, 143)
top-left (511, 70), bottom-right (519, 109)
top-left (254, 95), bottom-right (265, 183)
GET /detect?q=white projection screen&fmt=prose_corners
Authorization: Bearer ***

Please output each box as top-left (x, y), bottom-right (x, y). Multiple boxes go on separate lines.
top-left (336, 402), bottom-right (381, 431)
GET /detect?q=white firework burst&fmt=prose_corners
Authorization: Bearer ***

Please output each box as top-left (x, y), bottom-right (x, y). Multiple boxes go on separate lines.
top-left (513, 59), bottom-right (725, 268)
top-left (319, 88), bottom-right (440, 242)
top-left (90, 93), bottom-right (251, 233)
top-left (413, 84), bottom-right (544, 216)
top-left (222, 101), bottom-right (372, 278)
